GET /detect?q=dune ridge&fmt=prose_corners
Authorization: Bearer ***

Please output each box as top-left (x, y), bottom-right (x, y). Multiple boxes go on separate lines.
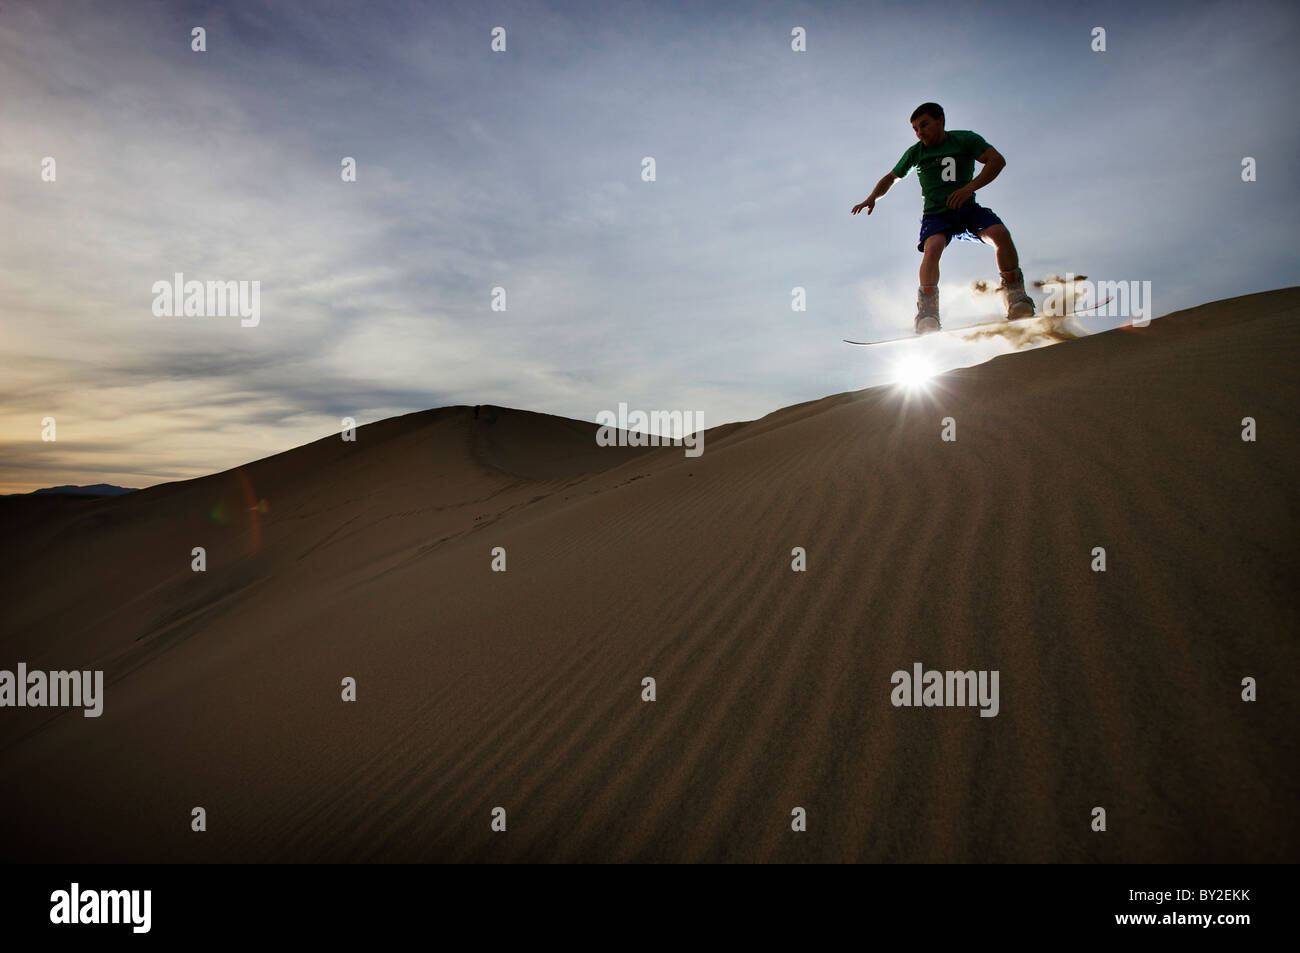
top-left (1, 288), bottom-right (1297, 862)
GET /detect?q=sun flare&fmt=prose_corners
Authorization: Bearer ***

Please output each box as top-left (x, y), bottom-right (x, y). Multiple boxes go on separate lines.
top-left (892, 355), bottom-right (936, 390)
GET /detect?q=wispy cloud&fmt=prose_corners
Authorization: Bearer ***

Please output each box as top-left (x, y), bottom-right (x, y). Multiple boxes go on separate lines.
top-left (2, 0), bottom-right (1297, 491)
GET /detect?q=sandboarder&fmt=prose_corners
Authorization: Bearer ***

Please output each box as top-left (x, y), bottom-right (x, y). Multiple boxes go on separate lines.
top-left (851, 102), bottom-right (1034, 333)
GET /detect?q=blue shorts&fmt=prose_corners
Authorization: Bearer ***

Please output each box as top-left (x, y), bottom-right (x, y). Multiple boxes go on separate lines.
top-left (917, 202), bottom-right (1004, 252)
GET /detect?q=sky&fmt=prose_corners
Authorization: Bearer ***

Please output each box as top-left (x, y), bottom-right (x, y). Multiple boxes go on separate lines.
top-left (1, 0), bottom-right (1297, 492)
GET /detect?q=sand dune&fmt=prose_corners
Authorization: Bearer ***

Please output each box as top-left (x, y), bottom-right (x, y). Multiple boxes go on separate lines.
top-left (2, 288), bottom-right (1297, 863)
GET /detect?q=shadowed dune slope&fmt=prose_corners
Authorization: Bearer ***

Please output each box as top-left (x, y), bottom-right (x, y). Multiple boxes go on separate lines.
top-left (1, 288), bottom-right (1297, 862)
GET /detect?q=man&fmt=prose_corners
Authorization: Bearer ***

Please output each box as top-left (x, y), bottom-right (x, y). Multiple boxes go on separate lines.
top-left (852, 102), bottom-right (1034, 333)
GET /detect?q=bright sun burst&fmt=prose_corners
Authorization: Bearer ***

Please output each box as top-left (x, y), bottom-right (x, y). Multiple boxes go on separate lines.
top-left (892, 354), bottom-right (936, 390)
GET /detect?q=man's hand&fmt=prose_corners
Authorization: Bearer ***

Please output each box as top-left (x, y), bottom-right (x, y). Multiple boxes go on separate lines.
top-left (854, 172), bottom-right (898, 216)
top-left (945, 185), bottom-right (974, 209)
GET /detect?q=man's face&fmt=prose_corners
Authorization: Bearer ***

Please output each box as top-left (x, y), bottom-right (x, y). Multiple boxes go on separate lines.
top-left (911, 113), bottom-right (944, 146)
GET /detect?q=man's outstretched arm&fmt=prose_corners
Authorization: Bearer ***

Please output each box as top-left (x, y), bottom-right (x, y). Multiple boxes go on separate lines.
top-left (852, 171), bottom-right (900, 215)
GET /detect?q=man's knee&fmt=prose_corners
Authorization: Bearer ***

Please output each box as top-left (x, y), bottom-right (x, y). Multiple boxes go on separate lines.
top-left (980, 224), bottom-right (1011, 246)
top-left (922, 235), bottom-right (947, 257)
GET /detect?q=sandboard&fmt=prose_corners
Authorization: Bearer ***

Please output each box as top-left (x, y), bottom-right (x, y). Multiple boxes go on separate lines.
top-left (844, 296), bottom-right (1114, 346)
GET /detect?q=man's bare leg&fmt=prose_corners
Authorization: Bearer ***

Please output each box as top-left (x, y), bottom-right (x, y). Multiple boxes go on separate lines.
top-left (978, 224), bottom-right (1033, 318)
top-left (977, 223), bottom-right (1018, 273)
top-left (919, 233), bottom-right (946, 286)
top-left (916, 233), bottom-right (946, 332)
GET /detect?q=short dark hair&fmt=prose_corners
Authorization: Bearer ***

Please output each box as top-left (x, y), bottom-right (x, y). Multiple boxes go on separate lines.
top-left (910, 102), bottom-right (944, 123)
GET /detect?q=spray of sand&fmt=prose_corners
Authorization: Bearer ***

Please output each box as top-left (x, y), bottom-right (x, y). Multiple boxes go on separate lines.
top-left (958, 311), bottom-right (1089, 348)
top-left (958, 274), bottom-right (1092, 348)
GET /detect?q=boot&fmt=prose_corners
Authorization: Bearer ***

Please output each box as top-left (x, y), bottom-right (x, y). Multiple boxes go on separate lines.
top-left (999, 268), bottom-right (1035, 320)
top-left (914, 285), bottom-right (940, 334)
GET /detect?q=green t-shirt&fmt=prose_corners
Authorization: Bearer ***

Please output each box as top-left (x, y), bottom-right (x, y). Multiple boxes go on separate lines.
top-left (892, 130), bottom-right (992, 215)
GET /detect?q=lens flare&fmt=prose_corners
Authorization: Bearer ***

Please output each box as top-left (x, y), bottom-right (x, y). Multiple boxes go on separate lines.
top-left (892, 355), bottom-right (936, 390)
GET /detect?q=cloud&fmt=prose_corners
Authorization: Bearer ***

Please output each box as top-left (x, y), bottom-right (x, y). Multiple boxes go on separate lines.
top-left (2, 0), bottom-right (1298, 491)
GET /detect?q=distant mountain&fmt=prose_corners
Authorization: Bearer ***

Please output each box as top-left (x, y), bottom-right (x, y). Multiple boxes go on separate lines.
top-left (20, 484), bottom-right (138, 497)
